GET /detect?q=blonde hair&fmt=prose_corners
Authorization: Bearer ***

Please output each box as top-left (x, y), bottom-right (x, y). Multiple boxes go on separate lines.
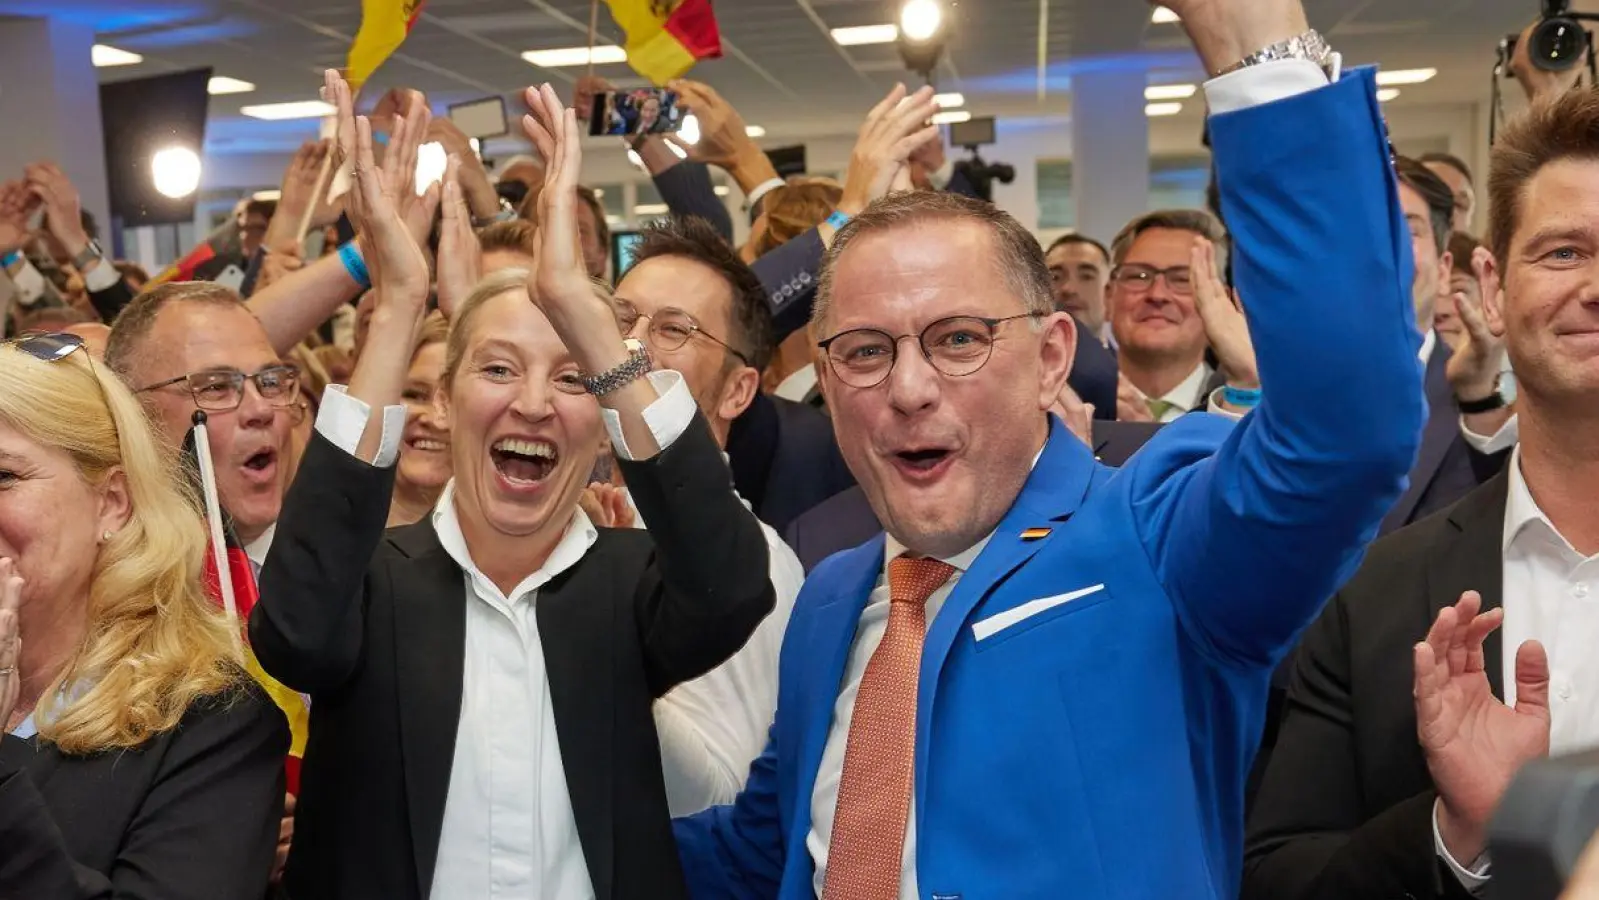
top-left (413, 310), bottom-right (450, 359)
top-left (754, 176), bottom-right (843, 258)
top-left (442, 269), bottom-right (617, 388)
top-left (0, 345), bottom-right (242, 754)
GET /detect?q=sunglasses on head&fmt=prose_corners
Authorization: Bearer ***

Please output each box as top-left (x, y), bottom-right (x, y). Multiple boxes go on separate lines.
top-left (5, 332), bottom-right (87, 362)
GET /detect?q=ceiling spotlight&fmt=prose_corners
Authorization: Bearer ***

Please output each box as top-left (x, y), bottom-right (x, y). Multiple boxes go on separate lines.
top-left (900, 0), bottom-right (943, 42)
top-left (152, 146), bottom-right (201, 199)
top-left (897, 0), bottom-right (948, 79)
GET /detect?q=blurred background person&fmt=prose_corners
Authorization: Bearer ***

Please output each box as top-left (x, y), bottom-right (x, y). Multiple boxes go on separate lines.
top-left (388, 311), bottom-right (451, 528)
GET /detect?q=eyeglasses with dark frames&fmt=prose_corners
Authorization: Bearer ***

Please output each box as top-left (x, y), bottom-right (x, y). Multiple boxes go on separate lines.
top-left (1110, 264), bottom-right (1195, 296)
top-left (134, 364), bottom-right (302, 412)
top-left (816, 313), bottom-right (1041, 389)
top-left (613, 299), bottom-right (753, 367)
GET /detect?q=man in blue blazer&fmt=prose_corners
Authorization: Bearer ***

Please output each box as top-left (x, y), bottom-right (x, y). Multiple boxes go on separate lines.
top-left (673, 1), bottom-right (1425, 896)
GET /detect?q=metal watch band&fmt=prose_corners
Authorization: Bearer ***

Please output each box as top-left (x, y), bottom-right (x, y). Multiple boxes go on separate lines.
top-left (71, 240), bottom-right (103, 271)
top-left (1215, 29), bottom-right (1336, 79)
top-left (581, 340), bottom-right (653, 397)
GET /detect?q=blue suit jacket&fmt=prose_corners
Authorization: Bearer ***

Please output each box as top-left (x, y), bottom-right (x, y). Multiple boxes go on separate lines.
top-left (674, 69), bottom-right (1424, 899)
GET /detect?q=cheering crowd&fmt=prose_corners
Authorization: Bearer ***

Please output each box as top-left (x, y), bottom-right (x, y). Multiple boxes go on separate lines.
top-left (3, 0), bottom-right (1599, 897)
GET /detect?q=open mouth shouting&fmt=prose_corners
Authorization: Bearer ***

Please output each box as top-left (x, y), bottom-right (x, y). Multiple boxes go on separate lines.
top-left (889, 445), bottom-right (956, 484)
top-left (239, 447), bottom-right (279, 486)
top-left (490, 437), bottom-right (559, 493)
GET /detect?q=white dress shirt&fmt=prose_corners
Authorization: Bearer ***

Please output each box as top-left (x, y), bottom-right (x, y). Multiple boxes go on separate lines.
top-left (1152, 360), bottom-right (1214, 422)
top-left (806, 533), bottom-right (991, 900)
top-left (314, 370), bottom-right (697, 900)
top-left (1436, 448), bottom-right (1599, 891)
top-left (798, 57), bottom-right (1332, 900)
top-left (634, 493), bottom-right (803, 815)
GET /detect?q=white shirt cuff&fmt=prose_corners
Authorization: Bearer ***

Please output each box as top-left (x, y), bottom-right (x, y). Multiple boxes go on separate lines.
top-left (1205, 386), bottom-right (1248, 420)
top-left (9, 260), bottom-right (47, 307)
top-left (314, 385), bottom-right (406, 468)
top-left (82, 258), bottom-right (122, 293)
top-left (745, 177), bottom-right (786, 210)
top-left (1460, 413), bottom-right (1518, 455)
top-left (602, 369), bottom-right (695, 461)
top-left (1433, 797), bottom-right (1492, 892)
top-left (1204, 58), bottom-right (1332, 115)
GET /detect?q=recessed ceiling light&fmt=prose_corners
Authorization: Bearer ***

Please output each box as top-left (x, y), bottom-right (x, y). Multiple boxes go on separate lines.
top-left (714, 185), bottom-right (730, 196)
top-left (634, 203), bottom-right (670, 215)
top-left (240, 100), bottom-right (338, 120)
top-left (1145, 102), bottom-right (1183, 117)
top-left (92, 44), bottom-right (143, 67)
top-left (933, 92), bottom-right (965, 108)
top-left (1150, 7), bottom-right (1180, 24)
top-left (831, 24), bottom-right (899, 46)
top-left (931, 110), bottom-right (972, 125)
top-left (1376, 88), bottom-right (1400, 102)
top-left (253, 189), bottom-right (282, 202)
top-left (1144, 83), bottom-right (1196, 101)
top-left (208, 76), bottom-right (256, 95)
top-left (1375, 68), bottom-right (1437, 86)
top-left (744, 125), bottom-right (766, 138)
top-left (522, 45), bottom-right (626, 67)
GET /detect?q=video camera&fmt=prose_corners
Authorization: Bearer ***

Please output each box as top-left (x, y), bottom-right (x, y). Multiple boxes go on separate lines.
top-left (946, 115), bottom-right (1015, 204)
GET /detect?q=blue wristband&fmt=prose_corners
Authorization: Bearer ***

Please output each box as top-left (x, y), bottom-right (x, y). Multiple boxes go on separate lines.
top-left (339, 242), bottom-right (371, 289)
top-left (1222, 384), bottom-right (1262, 409)
top-left (825, 209), bottom-right (851, 230)
top-left (1, 250), bottom-right (21, 269)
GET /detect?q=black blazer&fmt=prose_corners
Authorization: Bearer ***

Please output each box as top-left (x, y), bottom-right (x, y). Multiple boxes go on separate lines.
top-left (0, 681), bottom-right (287, 900)
top-left (782, 418), bottom-right (1161, 572)
top-left (250, 419), bottom-right (774, 900)
top-left (1242, 472), bottom-right (1510, 900)
top-left (726, 392), bottom-right (856, 535)
top-left (1069, 319), bottom-right (1119, 420)
top-left (1382, 342), bottom-right (1509, 533)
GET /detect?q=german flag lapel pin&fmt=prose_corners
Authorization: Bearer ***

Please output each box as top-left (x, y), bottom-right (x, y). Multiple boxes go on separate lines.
top-left (1020, 526), bottom-right (1052, 541)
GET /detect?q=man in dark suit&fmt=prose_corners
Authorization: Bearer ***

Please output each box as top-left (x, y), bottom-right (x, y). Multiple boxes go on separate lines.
top-left (785, 418), bottom-right (1162, 572)
top-left (1243, 86), bottom-right (1599, 900)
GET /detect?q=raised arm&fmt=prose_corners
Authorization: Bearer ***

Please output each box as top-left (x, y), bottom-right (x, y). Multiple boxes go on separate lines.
top-left (1133, 0), bottom-right (1425, 668)
top-left (250, 71), bottom-right (431, 692)
top-left (521, 83), bottom-right (773, 694)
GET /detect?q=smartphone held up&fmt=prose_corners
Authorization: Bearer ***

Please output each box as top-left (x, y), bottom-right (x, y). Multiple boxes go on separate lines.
top-left (589, 88), bottom-right (684, 137)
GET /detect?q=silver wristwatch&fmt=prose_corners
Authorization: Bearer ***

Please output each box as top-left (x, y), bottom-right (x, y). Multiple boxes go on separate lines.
top-left (581, 338), bottom-right (653, 397)
top-left (72, 240), bottom-right (104, 271)
top-left (1216, 29), bottom-right (1339, 80)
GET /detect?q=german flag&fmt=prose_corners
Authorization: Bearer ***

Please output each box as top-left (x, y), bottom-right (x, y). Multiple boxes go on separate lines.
top-left (604, 0), bottom-right (722, 85)
top-left (347, 0), bottom-right (427, 90)
top-left (144, 220), bottom-right (240, 289)
top-left (182, 422), bottom-right (309, 794)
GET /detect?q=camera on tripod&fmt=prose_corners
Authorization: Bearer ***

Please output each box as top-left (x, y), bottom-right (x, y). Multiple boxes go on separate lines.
top-left (1501, 0), bottom-right (1597, 77)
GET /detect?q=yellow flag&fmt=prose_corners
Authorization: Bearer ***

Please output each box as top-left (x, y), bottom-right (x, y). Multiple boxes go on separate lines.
top-left (347, 0), bottom-right (426, 90)
top-left (603, 0), bottom-right (722, 85)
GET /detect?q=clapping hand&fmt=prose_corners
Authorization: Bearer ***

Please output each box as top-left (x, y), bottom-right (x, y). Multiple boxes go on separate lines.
top-left (427, 118), bottom-right (500, 220)
top-left (326, 68), bottom-right (434, 310)
top-left (1116, 373), bottom-right (1156, 423)
top-left (0, 181), bottom-right (40, 256)
top-left (0, 558), bottom-right (24, 729)
top-left (1415, 590), bottom-right (1551, 868)
top-left (25, 163), bottom-right (92, 261)
top-left (667, 79), bottom-right (757, 170)
top-left (1049, 382), bottom-right (1095, 448)
top-left (839, 85), bottom-right (940, 215)
top-left (265, 140), bottom-right (340, 256)
top-left (579, 481), bottom-right (636, 529)
top-left (1446, 246), bottom-right (1509, 403)
top-left (1191, 236), bottom-right (1258, 391)
top-left (435, 154), bottom-right (481, 320)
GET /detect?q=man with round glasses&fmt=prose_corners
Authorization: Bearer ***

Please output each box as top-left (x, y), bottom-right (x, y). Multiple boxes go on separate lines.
top-left (675, 0), bottom-right (1427, 894)
top-left (106, 282), bottom-right (298, 567)
top-left (1109, 208), bottom-right (1232, 422)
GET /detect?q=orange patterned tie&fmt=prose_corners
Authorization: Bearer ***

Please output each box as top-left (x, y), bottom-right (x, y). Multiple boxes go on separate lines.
top-left (822, 556), bottom-right (956, 900)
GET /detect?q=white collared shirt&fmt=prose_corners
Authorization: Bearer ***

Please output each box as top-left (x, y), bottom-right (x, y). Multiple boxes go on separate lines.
top-left (1153, 360), bottom-right (1214, 422)
top-left (314, 370), bottom-right (698, 900)
top-left (1436, 447), bottom-right (1599, 891)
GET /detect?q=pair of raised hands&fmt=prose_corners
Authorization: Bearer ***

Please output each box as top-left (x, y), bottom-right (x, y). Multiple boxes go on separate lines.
top-left (0, 163), bottom-right (92, 260)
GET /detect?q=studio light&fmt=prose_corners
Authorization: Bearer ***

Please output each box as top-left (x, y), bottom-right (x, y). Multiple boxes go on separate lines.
top-left (152, 146), bottom-right (201, 199)
top-left (896, 0), bottom-right (948, 80)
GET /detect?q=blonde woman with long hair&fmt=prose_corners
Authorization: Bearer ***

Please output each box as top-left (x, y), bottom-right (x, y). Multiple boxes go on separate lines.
top-left (0, 332), bottom-right (288, 897)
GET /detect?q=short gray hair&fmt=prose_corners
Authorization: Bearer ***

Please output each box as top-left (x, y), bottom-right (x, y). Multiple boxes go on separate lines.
top-left (1108, 209), bottom-right (1227, 266)
top-left (812, 191), bottom-right (1053, 338)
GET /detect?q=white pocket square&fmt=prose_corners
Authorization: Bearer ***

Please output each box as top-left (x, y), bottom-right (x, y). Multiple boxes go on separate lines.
top-left (971, 584), bottom-right (1106, 642)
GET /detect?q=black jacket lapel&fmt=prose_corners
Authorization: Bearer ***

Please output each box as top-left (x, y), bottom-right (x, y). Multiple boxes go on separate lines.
top-left (1384, 347), bottom-right (1458, 533)
top-left (536, 540), bottom-right (627, 900)
top-left (1426, 471), bottom-right (1510, 698)
top-left (388, 521), bottom-right (468, 896)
